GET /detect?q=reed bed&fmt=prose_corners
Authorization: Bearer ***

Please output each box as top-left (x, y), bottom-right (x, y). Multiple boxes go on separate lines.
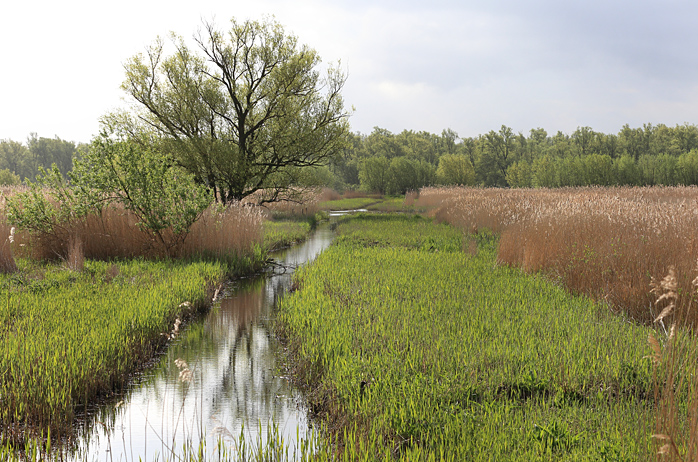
top-left (419, 186), bottom-right (698, 325)
top-left (1, 199), bottom-right (264, 264)
top-left (277, 214), bottom-right (656, 460)
top-left (245, 188), bottom-right (322, 220)
top-left (180, 203), bottom-right (264, 262)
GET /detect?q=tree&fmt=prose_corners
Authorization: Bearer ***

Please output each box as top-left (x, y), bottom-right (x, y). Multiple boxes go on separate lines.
top-left (121, 17), bottom-right (350, 204)
top-left (505, 160), bottom-right (532, 188)
top-left (27, 134), bottom-right (77, 177)
top-left (531, 155), bottom-right (557, 187)
top-left (0, 139), bottom-right (31, 180)
top-left (0, 168), bottom-right (20, 186)
top-left (6, 128), bottom-right (213, 257)
top-left (359, 156), bottom-right (391, 194)
top-left (436, 154), bottom-right (476, 186)
top-left (478, 126), bottom-right (514, 186)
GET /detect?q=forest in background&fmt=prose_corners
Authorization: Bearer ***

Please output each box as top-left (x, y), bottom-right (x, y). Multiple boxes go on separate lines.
top-left (329, 122), bottom-right (698, 193)
top-left (0, 134), bottom-right (79, 185)
top-left (5, 122), bottom-right (698, 194)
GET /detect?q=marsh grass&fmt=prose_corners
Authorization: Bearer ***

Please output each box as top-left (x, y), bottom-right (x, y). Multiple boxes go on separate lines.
top-left (277, 214), bottom-right (656, 460)
top-left (4, 196), bottom-right (264, 263)
top-left (644, 266), bottom-right (698, 461)
top-left (263, 220), bottom-right (312, 252)
top-left (0, 258), bottom-right (226, 445)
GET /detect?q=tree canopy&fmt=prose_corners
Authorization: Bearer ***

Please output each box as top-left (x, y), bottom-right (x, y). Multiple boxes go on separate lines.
top-left (119, 17), bottom-right (350, 204)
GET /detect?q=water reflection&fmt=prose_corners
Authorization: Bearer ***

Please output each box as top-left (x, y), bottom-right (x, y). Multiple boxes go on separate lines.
top-left (69, 226), bottom-right (334, 461)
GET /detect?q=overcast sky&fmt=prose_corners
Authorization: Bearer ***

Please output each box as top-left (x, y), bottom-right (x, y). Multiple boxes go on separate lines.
top-left (2, 0), bottom-right (698, 144)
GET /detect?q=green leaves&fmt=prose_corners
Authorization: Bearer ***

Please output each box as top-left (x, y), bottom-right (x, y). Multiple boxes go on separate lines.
top-left (120, 17), bottom-right (350, 204)
top-left (72, 129), bottom-right (213, 253)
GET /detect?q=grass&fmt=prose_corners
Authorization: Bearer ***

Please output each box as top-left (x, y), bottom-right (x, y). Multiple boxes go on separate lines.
top-left (0, 258), bottom-right (231, 443)
top-left (276, 214), bottom-right (659, 461)
top-left (318, 196), bottom-right (381, 211)
top-left (263, 220), bottom-right (312, 251)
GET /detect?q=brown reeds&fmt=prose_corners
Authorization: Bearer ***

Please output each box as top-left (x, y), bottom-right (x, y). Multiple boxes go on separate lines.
top-left (245, 188), bottom-right (321, 219)
top-left (180, 202), bottom-right (264, 260)
top-left (0, 221), bottom-right (17, 274)
top-left (646, 266), bottom-right (698, 461)
top-left (2, 200), bottom-right (264, 263)
top-left (420, 186), bottom-right (698, 326)
top-left (65, 234), bottom-right (84, 271)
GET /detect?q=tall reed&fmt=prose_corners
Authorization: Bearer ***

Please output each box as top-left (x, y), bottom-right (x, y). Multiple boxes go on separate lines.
top-left (421, 186), bottom-right (698, 325)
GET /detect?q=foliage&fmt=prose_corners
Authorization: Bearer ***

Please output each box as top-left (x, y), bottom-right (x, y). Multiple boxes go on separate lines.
top-left (0, 169), bottom-right (20, 186)
top-left (6, 128), bottom-right (213, 257)
top-left (332, 123), bottom-right (698, 191)
top-left (358, 156), bottom-right (391, 194)
top-left (73, 130), bottom-right (212, 253)
top-left (436, 154), bottom-right (476, 186)
top-left (120, 17), bottom-right (350, 204)
top-left (4, 166), bottom-right (82, 249)
top-left (0, 136), bottom-right (78, 182)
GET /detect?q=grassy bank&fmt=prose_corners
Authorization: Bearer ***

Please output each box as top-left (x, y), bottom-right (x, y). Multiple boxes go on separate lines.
top-left (263, 220), bottom-right (313, 251)
top-left (277, 214), bottom-right (660, 460)
top-left (0, 258), bottom-right (238, 443)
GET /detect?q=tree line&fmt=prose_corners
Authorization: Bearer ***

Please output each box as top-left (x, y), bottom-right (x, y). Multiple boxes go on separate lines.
top-left (6, 123), bottom-right (698, 194)
top-left (326, 123), bottom-right (698, 193)
top-left (0, 134), bottom-right (79, 185)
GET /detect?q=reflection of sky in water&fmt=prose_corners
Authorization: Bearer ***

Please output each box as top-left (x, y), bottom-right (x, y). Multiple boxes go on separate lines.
top-left (70, 227), bottom-right (334, 461)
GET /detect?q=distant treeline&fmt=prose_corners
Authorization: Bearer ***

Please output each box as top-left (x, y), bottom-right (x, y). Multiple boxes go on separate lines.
top-left (5, 123), bottom-right (698, 193)
top-left (0, 134), bottom-right (79, 185)
top-left (327, 123), bottom-right (698, 193)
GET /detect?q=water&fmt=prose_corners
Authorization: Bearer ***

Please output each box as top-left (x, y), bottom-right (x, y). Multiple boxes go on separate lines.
top-left (69, 226), bottom-right (334, 461)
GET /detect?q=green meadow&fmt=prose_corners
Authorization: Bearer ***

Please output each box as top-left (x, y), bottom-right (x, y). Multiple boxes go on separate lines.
top-left (318, 197), bottom-right (381, 211)
top-left (277, 214), bottom-right (659, 461)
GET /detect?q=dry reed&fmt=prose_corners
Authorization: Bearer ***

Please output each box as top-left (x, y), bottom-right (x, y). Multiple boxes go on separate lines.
top-left (245, 188), bottom-right (321, 219)
top-left (420, 186), bottom-right (698, 325)
top-left (180, 202), bottom-right (264, 260)
top-left (1, 198), bottom-right (264, 262)
top-left (0, 221), bottom-right (17, 274)
top-left (65, 234), bottom-right (84, 271)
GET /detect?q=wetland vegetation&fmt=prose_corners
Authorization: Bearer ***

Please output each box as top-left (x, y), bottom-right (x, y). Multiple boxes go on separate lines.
top-left (277, 214), bottom-right (661, 461)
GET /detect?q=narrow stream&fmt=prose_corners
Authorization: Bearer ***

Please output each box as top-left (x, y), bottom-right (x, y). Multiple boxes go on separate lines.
top-left (68, 225), bottom-right (334, 461)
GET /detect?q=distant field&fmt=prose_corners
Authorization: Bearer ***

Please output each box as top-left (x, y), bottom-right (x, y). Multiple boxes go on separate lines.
top-left (278, 214), bottom-right (660, 461)
top-left (317, 196), bottom-right (380, 210)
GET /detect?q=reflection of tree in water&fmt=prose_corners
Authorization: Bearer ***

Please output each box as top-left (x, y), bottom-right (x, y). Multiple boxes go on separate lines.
top-left (207, 279), bottom-right (291, 425)
top-left (63, 227), bottom-right (334, 461)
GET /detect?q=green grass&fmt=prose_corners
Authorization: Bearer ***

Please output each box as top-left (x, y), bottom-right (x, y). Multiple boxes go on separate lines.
top-left (365, 196), bottom-right (415, 212)
top-left (0, 258), bottom-right (227, 440)
top-left (277, 214), bottom-right (656, 461)
top-left (263, 220), bottom-right (312, 251)
top-left (318, 197), bottom-right (381, 211)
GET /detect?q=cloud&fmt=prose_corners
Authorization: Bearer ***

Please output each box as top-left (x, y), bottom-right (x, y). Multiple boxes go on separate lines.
top-left (2, 0), bottom-right (698, 142)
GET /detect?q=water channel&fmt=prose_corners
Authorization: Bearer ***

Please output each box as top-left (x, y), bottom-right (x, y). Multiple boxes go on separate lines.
top-left (67, 225), bottom-right (335, 461)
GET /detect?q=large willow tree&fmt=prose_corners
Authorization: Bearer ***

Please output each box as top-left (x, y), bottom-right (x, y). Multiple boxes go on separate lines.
top-left (120, 17), bottom-right (350, 204)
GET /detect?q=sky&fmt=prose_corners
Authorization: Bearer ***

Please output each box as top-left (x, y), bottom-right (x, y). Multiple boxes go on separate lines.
top-left (2, 0), bottom-right (698, 144)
